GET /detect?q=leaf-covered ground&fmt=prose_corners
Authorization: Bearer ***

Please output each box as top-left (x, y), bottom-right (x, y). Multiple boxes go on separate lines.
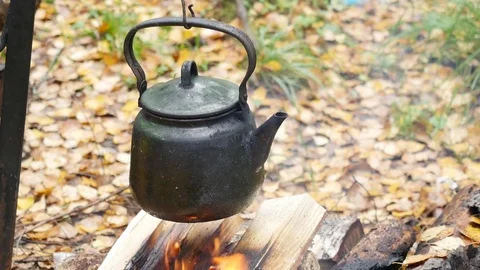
top-left (13, 0), bottom-right (480, 268)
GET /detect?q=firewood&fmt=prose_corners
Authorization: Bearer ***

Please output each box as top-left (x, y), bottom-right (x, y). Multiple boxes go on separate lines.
top-left (233, 194), bottom-right (327, 270)
top-left (412, 245), bottom-right (480, 270)
top-left (299, 251), bottom-right (321, 270)
top-left (127, 215), bottom-right (244, 269)
top-left (100, 194), bottom-right (326, 270)
top-left (309, 215), bottom-right (364, 269)
top-left (99, 211), bottom-right (162, 270)
top-left (413, 185), bottom-right (480, 257)
top-left (403, 185), bottom-right (480, 269)
top-left (435, 184), bottom-right (479, 228)
top-left (332, 219), bottom-right (416, 270)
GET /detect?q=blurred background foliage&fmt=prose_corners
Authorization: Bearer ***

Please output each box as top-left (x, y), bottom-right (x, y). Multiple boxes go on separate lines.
top-left (62, 0), bottom-right (478, 144)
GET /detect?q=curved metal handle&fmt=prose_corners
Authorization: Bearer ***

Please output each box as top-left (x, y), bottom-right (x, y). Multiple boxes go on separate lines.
top-left (124, 17), bottom-right (257, 105)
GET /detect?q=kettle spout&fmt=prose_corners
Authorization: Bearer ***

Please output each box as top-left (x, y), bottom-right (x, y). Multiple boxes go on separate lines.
top-left (251, 112), bottom-right (288, 167)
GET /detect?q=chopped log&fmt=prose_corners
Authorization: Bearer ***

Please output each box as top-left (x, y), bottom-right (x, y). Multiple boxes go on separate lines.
top-left (413, 245), bottom-right (480, 270)
top-left (310, 215), bottom-right (364, 269)
top-left (332, 220), bottom-right (416, 270)
top-left (434, 184), bottom-right (479, 229)
top-left (100, 194), bottom-right (327, 270)
top-left (413, 185), bottom-right (480, 256)
top-left (127, 215), bottom-right (244, 269)
top-left (299, 251), bottom-right (321, 270)
top-left (233, 194), bottom-right (327, 270)
top-left (99, 211), bottom-right (162, 270)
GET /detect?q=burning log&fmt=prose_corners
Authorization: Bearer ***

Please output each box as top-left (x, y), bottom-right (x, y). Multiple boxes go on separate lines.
top-left (331, 220), bottom-right (416, 270)
top-left (100, 211), bottom-right (162, 270)
top-left (310, 215), bottom-right (365, 269)
top-left (128, 215), bottom-right (244, 269)
top-left (231, 194), bottom-right (326, 269)
top-left (99, 194), bottom-right (327, 270)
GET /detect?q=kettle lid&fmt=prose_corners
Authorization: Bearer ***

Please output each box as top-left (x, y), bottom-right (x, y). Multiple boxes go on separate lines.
top-left (140, 61), bottom-right (239, 119)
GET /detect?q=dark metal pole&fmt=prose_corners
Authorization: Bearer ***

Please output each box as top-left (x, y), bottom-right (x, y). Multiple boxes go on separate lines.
top-left (0, 0), bottom-right (36, 269)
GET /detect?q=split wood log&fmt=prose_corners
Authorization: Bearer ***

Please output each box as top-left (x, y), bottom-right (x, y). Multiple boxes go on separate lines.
top-left (332, 219), bottom-right (416, 270)
top-left (99, 194), bottom-right (327, 270)
top-left (309, 215), bottom-right (364, 269)
top-left (127, 215), bottom-right (244, 270)
top-left (232, 194), bottom-right (327, 270)
top-left (299, 251), bottom-right (321, 270)
top-left (99, 211), bottom-right (162, 270)
top-left (434, 184), bottom-right (479, 228)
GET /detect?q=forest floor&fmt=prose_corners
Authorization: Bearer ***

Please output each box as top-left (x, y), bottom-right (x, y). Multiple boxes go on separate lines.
top-left (11, 0), bottom-right (480, 268)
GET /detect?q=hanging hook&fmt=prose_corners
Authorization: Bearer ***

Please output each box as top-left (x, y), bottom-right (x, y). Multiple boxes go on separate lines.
top-left (181, 0), bottom-right (195, 29)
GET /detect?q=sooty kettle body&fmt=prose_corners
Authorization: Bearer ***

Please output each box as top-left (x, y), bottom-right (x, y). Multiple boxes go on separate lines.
top-left (124, 17), bottom-right (287, 222)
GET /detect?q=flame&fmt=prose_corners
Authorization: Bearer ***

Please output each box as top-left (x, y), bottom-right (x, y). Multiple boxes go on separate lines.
top-left (162, 237), bottom-right (248, 270)
top-left (164, 240), bottom-right (182, 269)
top-left (211, 253), bottom-right (249, 270)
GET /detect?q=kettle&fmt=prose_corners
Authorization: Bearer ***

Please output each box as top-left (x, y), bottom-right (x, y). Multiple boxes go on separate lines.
top-left (124, 17), bottom-right (287, 222)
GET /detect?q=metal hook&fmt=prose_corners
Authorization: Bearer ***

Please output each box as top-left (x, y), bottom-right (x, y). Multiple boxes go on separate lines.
top-left (181, 0), bottom-right (195, 29)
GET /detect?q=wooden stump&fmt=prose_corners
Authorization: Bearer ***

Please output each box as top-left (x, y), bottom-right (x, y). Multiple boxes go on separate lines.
top-left (332, 220), bottom-right (416, 270)
top-left (310, 215), bottom-right (364, 269)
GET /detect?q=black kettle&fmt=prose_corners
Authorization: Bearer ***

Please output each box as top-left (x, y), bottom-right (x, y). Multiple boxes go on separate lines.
top-left (124, 17), bottom-right (287, 222)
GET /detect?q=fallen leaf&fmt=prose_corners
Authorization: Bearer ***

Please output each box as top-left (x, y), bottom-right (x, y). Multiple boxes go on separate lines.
top-left (431, 236), bottom-right (465, 252)
top-left (77, 185), bottom-right (99, 201)
top-left (421, 226), bottom-right (448, 242)
top-left (470, 216), bottom-right (480, 225)
top-left (264, 60), bottom-right (282, 72)
top-left (17, 197), bottom-right (35, 210)
top-left (403, 251), bottom-right (448, 265)
top-left (460, 223), bottom-right (480, 242)
top-left (279, 165), bottom-right (304, 182)
top-left (56, 222), bottom-right (78, 239)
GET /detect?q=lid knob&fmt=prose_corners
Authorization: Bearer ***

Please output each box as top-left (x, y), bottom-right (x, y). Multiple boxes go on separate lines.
top-left (180, 61), bottom-right (198, 88)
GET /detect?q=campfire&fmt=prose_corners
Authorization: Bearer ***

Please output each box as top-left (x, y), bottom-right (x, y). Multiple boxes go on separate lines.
top-left (100, 194), bottom-right (328, 270)
top-left (163, 238), bottom-right (248, 270)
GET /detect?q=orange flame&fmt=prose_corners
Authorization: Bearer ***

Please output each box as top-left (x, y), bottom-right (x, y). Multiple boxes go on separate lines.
top-left (211, 253), bottom-right (249, 270)
top-left (164, 240), bottom-right (182, 269)
top-left (163, 237), bottom-right (248, 270)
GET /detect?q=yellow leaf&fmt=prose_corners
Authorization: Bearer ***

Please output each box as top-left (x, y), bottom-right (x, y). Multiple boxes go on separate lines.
top-left (17, 197), bottom-right (35, 210)
top-left (81, 177), bottom-right (98, 188)
top-left (421, 226), bottom-right (448, 242)
top-left (97, 40), bottom-right (111, 53)
top-left (102, 54), bottom-right (119, 66)
top-left (84, 95), bottom-right (107, 112)
top-left (413, 204), bottom-right (426, 218)
top-left (264, 60), bottom-right (282, 72)
top-left (403, 252), bottom-right (447, 265)
top-left (182, 29), bottom-right (196, 40)
top-left (98, 22), bottom-right (110, 34)
top-left (470, 216), bottom-right (480, 225)
top-left (122, 100), bottom-right (138, 113)
top-left (251, 87), bottom-right (267, 101)
top-left (460, 223), bottom-right (480, 242)
top-left (176, 49), bottom-right (191, 65)
top-left (392, 211), bottom-right (413, 218)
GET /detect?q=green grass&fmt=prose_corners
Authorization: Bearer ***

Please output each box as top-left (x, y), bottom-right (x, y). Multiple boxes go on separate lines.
top-left (254, 27), bottom-right (322, 104)
top-left (390, 0), bottom-right (479, 137)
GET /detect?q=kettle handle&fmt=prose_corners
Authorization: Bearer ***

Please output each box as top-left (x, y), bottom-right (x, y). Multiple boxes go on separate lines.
top-left (124, 17), bottom-right (257, 105)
